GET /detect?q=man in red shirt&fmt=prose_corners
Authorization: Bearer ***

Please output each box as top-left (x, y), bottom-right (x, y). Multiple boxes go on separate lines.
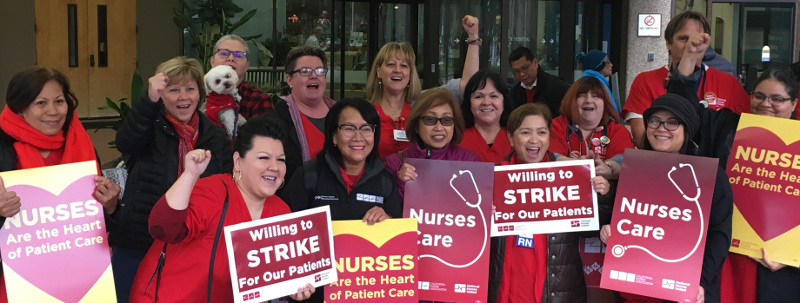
top-left (623, 12), bottom-right (749, 148)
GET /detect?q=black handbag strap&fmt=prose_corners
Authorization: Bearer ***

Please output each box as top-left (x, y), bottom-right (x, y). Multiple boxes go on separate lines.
top-left (207, 181), bottom-right (230, 303)
top-left (145, 179), bottom-right (230, 303)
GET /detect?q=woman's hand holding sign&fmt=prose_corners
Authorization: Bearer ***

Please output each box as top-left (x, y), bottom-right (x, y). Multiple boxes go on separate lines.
top-left (288, 283), bottom-right (315, 301)
top-left (752, 247), bottom-right (787, 272)
top-left (397, 163), bottom-right (418, 182)
top-left (0, 176), bottom-right (21, 217)
top-left (362, 206), bottom-right (390, 225)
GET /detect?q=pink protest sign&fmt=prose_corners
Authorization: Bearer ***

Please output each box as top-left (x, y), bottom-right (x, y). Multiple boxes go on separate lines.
top-left (601, 149), bottom-right (718, 302)
top-left (403, 158), bottom-right (493, 303)
top-left (492, 159), bottom-right (599, 236)
top-left (0, 161), bottom-right (115, 302)
top-left (224, 206), bottom-right (337, 302)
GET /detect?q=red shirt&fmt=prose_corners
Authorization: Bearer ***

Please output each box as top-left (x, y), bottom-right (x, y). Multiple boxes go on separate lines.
top-left (496, 236), bottom-right (547, 303)
top-left (622, 66), bottom-right (749, 120)
top-left (375, 103), bottom-right (411, 160)
top-left (300, 114), bottom-right (325, 158)
top-left (130, 174), bottom-right (290, 303)
top-left (459, 127), bottom-right (512, 164)
top-left (549, 116), bottom-right (633, 159)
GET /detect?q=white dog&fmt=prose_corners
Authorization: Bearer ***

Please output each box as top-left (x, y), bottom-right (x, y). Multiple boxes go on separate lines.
top-left (203, 65), bottom-right (245, 138)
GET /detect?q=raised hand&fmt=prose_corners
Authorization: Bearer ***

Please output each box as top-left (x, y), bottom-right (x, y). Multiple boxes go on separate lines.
top-left (148, 73), bottom-right (170, 102)
top-left (184, 149), bottom-right (212, 178)
top-left (0, 176), bottom-right (21, 218)
top-left (462, 15), bottom-right (479, 39)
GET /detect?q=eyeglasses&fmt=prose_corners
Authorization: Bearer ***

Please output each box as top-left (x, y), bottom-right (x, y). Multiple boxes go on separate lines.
top-left (215, 49), bottom-right (247, 60)
top-left (420, 116), bottom-right (455, 126)
top-left (338, 123), bottom-right (376, 138)
top-left (751, 92), bottom-right (794, 105)
top-left (511, 63), bottom-right (533, 75)
top-left (646, 117), bottom-right (681, 131)
top-left (290, 67), bottom-right (328, 76)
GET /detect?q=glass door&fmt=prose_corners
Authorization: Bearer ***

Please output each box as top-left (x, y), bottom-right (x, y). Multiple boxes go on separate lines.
top-left (737, 4), bottom-right (794, 91)
top-left (329, 1), bottom-right (420, 100)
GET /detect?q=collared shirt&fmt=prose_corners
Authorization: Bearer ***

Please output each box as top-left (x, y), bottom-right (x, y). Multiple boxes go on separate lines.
top-left (520, 79), bottom-right (538, 90)
top-left (238, 82), bottom-right (274, 119)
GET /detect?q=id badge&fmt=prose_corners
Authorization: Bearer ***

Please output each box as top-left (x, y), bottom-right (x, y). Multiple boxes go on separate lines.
top-left (516, 234), bottom-right (534, 248)
top-left (393, 129), bottom-right (409, 142)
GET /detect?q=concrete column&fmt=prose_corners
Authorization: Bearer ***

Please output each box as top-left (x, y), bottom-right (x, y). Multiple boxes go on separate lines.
top-left (623, 0), bottom-right (672, 105)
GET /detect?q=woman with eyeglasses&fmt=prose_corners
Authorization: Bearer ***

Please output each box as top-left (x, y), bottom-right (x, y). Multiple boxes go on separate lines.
top-left (384, 88), bottom-right (481, 199)
top-left (488, 103), bottom-right (610, 303)
top-left (281, 98), bottom-right (402, 303)
top-left (718, 68), bottom-right (800, 303)
top-left (268, 45), bottom-right (334, 192)
top-left (368, 15), bottom-right (480, 161)
top-left (600, 94), bottom-right (733, 303)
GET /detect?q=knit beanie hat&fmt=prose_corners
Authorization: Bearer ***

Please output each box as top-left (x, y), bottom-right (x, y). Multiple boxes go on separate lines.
top-left (575, 50), bottom-right (608, 71)
top-left (643, 93), bottom-right (700, 152)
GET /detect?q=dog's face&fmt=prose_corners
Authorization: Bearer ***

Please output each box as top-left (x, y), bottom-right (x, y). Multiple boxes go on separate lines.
top-left (204, 65), bottom-right (239, 95)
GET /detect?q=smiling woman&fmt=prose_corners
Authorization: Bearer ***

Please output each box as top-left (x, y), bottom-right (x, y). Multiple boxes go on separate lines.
top-left (108, 56), bottom-right (232, 302)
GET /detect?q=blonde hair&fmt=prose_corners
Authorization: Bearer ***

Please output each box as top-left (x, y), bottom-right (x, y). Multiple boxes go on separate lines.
top-left (366, 42), bottom-right (421, 103)
top-left (155, 56), bottom-right (207, 98)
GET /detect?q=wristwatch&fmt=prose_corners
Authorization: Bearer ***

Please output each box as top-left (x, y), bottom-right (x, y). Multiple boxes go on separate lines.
top-left (466, 37), bottom-right (482, 46)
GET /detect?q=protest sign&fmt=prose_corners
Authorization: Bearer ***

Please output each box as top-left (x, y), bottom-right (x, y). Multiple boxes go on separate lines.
top-left (492, 159), bottom-right (598, 236)
top-left (601, 149), bottom-right (718, 302)
top-left (224, 206), bottom-right (337, 302)
top-left (325, 219), bottom-right (418, 302)
top-left (0, 161), bottom-right (115, 302)
top-left (403, 158), bottom-right (493, 303)
top-left (726, 114), bottom-right (800, 266)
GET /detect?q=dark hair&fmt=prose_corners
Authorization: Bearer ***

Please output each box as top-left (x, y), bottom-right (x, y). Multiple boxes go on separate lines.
top-left (506, 103), bottom-right (553, 136)
top-left (319, 98), bottom-right (381, 166)
top-left (560, 77), bottom-right (620, 126)
top-left (6, 66), bottom-right (79, 133)
top-left (509, 47), bottom-right (535, 63)
top-left (462, 71), bottom-right (513, 128)
top-left (285, 45), bottom-right (328, 73)
top-left (755, 67), bottom-right (799, 100)
top-left (665, 12), bottom-right (710, 44)
top-left (233, 115), bottom-right (288, 158)
top-left (406, 88), bottom-right (465, 146)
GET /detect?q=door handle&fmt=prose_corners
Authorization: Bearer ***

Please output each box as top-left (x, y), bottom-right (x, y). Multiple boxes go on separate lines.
top-left (90, 54), bottom-right (95, 67)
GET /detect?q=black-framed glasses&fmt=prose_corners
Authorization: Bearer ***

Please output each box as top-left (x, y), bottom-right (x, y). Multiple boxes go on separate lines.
top-left (750, 92), bottom-right (794, 105)
top-left (290, 67), bottom-right (328, 76)
top-left (646, 117), bottom-right (681, 131)
top-left (338, 123), bottom-right (376, 138)
top-left (420, 116), bottom-right (455, 126)
top-left (215, 49), bottom-right (247, 60)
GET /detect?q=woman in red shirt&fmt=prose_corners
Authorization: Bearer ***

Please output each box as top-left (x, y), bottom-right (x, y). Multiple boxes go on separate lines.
top-left (129, 116), bottom-right (314, 302)
top-left (489, 103), bottom-right (610, 303)
top-left (459, 71), bottom-right (514, 164)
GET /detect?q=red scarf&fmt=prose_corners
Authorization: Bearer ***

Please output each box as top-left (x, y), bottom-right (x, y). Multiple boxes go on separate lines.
top-left (165, 112), bottom-right (199, 176)
top-left (0, 106), bottom-right (97, 170)
top-left (339, 166), bottom-right (365, 193)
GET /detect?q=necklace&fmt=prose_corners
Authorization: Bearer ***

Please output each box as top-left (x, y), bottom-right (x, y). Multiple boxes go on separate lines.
top-left (383, 101), bottom-right (403, 116)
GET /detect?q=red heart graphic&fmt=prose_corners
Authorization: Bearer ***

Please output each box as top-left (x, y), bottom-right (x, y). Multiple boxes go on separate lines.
top-left (727, 127), bottom-right (800, 241)
top-left (329, 232), bottom-right (418, 302)
top-left (1, 175), bottom-right (111, 302)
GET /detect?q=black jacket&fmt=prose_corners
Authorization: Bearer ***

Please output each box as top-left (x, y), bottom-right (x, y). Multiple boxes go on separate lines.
top-left (266, 99), bottom-right (304, 195)
top-left (699, 168), bottom-right (734, 303)
top-left (281, 151), bottom-right (402, 221)
top-left (511, 69), bottom-right (571, 117)
top-left (108, 96), bottom-right (231, 251)
top-left (488, 151), bottom-right (587, 303)
top-left (667, 67), bottom-right (740, 169)
top-left (281, 151), bottom-right (402, 303)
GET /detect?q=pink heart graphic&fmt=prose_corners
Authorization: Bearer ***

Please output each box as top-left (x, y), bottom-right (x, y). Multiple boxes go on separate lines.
top-left (728, 127), bottom-right (800, 241)
top-left (2, 175), bottom-right (110, 302)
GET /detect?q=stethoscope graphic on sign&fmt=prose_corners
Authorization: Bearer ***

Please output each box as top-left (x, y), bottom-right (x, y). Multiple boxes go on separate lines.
top-left (419, 170), bottom-right (487, 268)
top-left (610, 163), bottom-right (703, 263)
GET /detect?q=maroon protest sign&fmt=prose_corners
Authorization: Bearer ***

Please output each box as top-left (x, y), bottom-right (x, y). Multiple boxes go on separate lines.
top-left (325, 219), bottom-right (418, 302)
top-left (579, 237), bottom-right (606, 288)
top-left (224, 206), bottom-right (337, 302)
top-left (403, 158), bottom-right (493, 303)
top-left (601, 149), bottom-right (718, 302)
top-left (492, 160), bottom-right (598, 236)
